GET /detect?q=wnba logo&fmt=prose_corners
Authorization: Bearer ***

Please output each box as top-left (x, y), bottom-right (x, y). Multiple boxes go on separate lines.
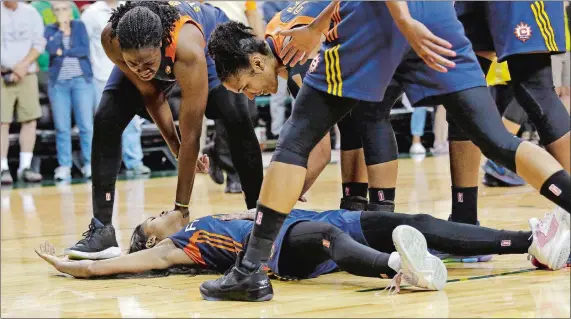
top-left (256, 211), bottom-right (263, 225)
top-left (378, 190), bottom-right (385, 201)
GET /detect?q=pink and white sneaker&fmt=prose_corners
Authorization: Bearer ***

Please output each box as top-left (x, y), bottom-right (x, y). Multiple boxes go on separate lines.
top-left (528, 207), bottom-right (571, 271)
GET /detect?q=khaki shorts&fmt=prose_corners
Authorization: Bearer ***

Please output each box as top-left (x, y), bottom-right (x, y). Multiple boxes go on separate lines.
top-left (1, 73), bottom-right (41, 123)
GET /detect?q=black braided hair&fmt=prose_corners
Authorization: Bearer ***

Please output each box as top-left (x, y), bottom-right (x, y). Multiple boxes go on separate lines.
top-left (207, 21), bottom-right (272, 82)
top-left (109, 1), bottom-right (180, 50)
top-left (128, 223), bottom-right (148, 254)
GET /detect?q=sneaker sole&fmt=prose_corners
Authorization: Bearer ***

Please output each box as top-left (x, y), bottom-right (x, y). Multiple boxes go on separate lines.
top-left (199, 285), bottom-right (273, 302)
top-left (64, 247), bottom-right (122, 260)
top-left (392, 225), bottom-right (447, 291)
top-left (547, 229), bottom-right (571, 271)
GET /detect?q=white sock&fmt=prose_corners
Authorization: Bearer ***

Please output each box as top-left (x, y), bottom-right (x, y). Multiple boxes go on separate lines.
top-left (18, 152), bottom-right (33, 171)
top-left (388, 252), bottom-right (402, 273)
top-left (1, 158), bottom-right (8, 171)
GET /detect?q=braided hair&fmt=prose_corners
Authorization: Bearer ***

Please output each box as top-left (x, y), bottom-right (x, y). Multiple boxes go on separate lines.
top-left (109, 1), bottom-right (180, 50)
top-left (208, 21), bottom-right (271, 82)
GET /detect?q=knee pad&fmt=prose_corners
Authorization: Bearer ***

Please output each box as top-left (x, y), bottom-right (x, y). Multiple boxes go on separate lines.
top-left (357, 102), bottom-right (398, 165)
top-left (338, 112), bottom-right (363, 151)
top-left (477, 131), bottom-right (522, 172)
top-left (507, 54), bottom-right (571, 145)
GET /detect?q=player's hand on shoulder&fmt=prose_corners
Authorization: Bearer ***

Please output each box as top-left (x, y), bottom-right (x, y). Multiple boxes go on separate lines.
top-left (278, 25), bottom-right (322, 67)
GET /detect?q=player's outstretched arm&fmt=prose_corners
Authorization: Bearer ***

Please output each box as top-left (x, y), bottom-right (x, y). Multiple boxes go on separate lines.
top-left (35, 240), bottom-right (193, 278)
top-left (384, 1), bottom-right (456, 73)
top-left (172, 23), bottom-right (209, 214)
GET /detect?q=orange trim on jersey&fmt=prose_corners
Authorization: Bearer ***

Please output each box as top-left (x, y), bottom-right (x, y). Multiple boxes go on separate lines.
top-left (184, 232), bottom-right (207, 266)
top-left (165, 15), bottom-right (205, 62)
top-left (326, 2), bottom-right (341, 42)
top-left (196, 233), bottom-right (243, 251)
top-left (265, 14), bottom-right (316, 57)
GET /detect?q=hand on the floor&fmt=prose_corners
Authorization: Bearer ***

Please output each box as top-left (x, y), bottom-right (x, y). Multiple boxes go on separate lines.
top-left (196, 154), bottom-right (210, 173)
top-left (298, 194), bottom-right (307, 202)
top-left (35, 241), bottom-right (93, 277)
top-left (35, 241), bottom-right (69, 267)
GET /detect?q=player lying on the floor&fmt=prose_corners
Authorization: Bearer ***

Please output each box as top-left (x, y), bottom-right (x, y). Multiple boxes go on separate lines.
top-left (36, 207), bottom-right (570, 294)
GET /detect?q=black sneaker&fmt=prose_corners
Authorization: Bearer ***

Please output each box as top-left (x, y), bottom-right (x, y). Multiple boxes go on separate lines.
top-left (367, 200), bottom-right (395, 212)
top-left (339, 196), bottom-right (368, 211)
top-left (64, 218), bottom-right (121, 260)
top-left (200, 253), bottom-right (273, 302)
top-left (205, 146), bottom-right (224, 185)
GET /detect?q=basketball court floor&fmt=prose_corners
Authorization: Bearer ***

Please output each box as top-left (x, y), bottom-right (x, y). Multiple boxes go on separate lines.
top-left (1, 154), bottom-right (569, 317)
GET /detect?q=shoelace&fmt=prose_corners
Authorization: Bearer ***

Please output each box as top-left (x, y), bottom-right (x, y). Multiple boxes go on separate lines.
top-left (80, 222), bottom-right (97, 242)
top-left (383, 271), bottom-right (404, 295)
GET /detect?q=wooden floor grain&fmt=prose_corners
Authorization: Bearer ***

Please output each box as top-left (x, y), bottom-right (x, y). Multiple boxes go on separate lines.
top-left (1, 155), bottom-right (569, 318)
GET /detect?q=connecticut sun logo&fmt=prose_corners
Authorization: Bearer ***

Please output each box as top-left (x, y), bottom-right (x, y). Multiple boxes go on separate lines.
top-left (514, 22), bottom-right (532, 43)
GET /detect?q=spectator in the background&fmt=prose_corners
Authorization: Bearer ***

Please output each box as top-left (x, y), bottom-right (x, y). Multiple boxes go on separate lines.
top-left (74, 1), bottom-right (94, 12)
top-left (0, 1), bottom-right (45, 185)
top-left (45, 1), bottom-right (94, 180)
top-left (81, 0), bottom-right (150, 176)
top-left (208, 1), bottom-right (265, 38)
top-left (32, 1), bottom-right (82, 94)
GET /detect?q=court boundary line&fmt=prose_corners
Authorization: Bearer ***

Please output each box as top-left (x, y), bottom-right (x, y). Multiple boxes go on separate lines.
top-left (356, 268), bottom-right (537, 292)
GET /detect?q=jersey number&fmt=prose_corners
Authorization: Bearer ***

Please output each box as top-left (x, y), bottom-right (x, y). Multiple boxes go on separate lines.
top-left (287, 1), bottom-right (309, 15)
top-left (185, 218), bottom-right (200, 232)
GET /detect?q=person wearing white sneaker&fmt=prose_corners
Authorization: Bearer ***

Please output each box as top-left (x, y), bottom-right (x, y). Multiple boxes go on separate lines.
top-left (37, 207), bottom-right (569, 292)
top-left (528, 207), bottom-right (571, 271)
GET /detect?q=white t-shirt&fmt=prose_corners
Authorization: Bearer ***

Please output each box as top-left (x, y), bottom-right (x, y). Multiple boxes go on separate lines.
top-left (80, 1), bottom-right (119, 82)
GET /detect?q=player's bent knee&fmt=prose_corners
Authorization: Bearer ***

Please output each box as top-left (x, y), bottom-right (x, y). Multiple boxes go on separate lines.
top-left (475, 132), bottom-right (522, 172)
top-left (273, 120), bottom-right (329, 168)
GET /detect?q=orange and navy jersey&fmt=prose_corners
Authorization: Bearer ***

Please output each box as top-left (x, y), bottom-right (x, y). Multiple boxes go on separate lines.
top-left (265, 1), bottom-right (331, 59)
top-left (153, 1), bottom-right (228, 84)
top-left (169, 215), bottom-right (253, 273)
top-left (265, 1), bottom-right (332, 97)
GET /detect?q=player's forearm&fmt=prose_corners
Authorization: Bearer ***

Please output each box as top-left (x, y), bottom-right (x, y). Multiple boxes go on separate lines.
top-left (173, 50), bottom-right (208, 208)
top-left (174, 128), bottom-right (201, 206)
top-left (147, 99), bottom-right (181, 157)
top-left (385, 1), bottom-right (414, 27)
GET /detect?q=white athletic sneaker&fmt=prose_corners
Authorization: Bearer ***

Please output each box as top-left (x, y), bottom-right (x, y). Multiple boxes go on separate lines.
top-left (528, 208), bottom-right (571, 271)
top-left (409, 143), bottom-right (426, 154)
top-left (388, 225), bottom-right (447, 293)
top-left (81, 164), bottom-right (91, 179)
top-left (54, 166), bottom-right (71, 181)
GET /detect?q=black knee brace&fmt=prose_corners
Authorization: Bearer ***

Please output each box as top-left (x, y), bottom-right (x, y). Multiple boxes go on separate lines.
top-left (337, 112), bottom-right (363, 151)
top-left (507, 54), bottom-right (570, 145)
top-left (273, 85), bottom-right (357, 167)
top-left (443, 87), bottom-right (523, 172)
top-left (356, 85), bottom-right (402, 166)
